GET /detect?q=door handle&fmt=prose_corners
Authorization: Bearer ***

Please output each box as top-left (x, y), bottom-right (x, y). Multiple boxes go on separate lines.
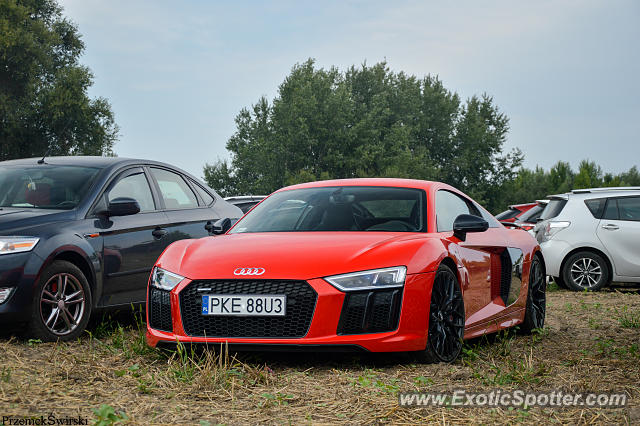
top-left (602, 224), bottom-right (619, 231)
top-left (152, 227), bottom-right (168, 239)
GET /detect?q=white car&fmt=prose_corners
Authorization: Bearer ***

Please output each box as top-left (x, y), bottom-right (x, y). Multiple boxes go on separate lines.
top-left (535, 187), bottom-right (640, 291)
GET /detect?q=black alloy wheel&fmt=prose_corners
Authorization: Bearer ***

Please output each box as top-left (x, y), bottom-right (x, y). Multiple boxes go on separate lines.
top-left (418, 264), bottom-right (465, 363)
top-left (520, 255), bottom-right (546, 333)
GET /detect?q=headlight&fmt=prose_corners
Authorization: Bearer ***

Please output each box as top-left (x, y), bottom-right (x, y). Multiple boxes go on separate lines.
top-left (0, 237), bottom-right (39, 255)
top-left (150, 267), bottom-right (185, 291)
top-left (325, 266), bottom-right (407, 292)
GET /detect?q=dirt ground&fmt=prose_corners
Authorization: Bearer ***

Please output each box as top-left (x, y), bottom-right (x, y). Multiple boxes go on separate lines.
top-left (1, 285), bottom-right (639, 425)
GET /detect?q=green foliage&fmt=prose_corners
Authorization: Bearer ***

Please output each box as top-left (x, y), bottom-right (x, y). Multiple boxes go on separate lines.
top-left (204, 59), bottom-right (521, 211)
top-left (0, 0), bottom-right (118, 160)
top-left (92, 404), bottom-right (128, 426)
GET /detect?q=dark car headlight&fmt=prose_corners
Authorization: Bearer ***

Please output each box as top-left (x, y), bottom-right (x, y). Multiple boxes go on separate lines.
top-left (0, 237), bottom-right (39, 255)
top-left (325, 266), bottom-right (407, 292)
top-left (150, 267), bottom-right (185, 291)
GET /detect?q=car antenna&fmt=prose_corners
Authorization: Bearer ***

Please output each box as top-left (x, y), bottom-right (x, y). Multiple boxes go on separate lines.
top-left (37, 148), bottom-right (50, 165)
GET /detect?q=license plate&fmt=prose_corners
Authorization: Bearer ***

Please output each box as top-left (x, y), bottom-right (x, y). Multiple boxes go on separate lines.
top-left (201, 294), bottom-right (286, 316)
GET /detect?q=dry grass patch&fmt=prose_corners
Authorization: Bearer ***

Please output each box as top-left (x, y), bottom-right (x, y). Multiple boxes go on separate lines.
top-left (0, 289), bottom-right (639, 424)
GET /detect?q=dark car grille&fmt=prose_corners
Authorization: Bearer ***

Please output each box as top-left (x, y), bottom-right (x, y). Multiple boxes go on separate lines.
top-left (179, 280), bottom-right (317, 338)
top-left (148, 287), bottom-right (173, 332)
top-left (337, 289), bottom-right (403, 335)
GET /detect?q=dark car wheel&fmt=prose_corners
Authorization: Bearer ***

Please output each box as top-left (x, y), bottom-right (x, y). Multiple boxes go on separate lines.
top-left (417, 264), bottom-right (465, 363)
top-left (562, 251), bottom-right (610, 292)
top-left (520, 255), bottom-right (546, 333)
top-left (27, 260), bottom-right (92, 342)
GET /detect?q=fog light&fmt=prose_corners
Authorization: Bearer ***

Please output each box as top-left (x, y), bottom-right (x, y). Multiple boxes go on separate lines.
top-left (0, 287), bottom-right (15, 304)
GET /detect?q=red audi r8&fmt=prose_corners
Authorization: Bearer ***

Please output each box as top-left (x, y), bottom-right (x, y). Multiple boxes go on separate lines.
top-left (146, 179), bottom-right (545, 362)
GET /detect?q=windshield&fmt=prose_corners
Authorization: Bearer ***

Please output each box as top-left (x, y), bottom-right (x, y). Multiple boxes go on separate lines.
top-left (230, 186), bottom-right (426, 233)
top-left (0, 165), bottom-right (101, 210)
top-left (517, 204), bottom-right (544, 223)
top-left (539, 198), bottom-right (567, 221)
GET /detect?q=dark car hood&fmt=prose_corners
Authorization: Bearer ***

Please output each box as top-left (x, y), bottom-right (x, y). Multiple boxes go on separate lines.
top-left (0, 208), bottom-right (75, 234)
top-left (158, 232), bottom-right (441, 281)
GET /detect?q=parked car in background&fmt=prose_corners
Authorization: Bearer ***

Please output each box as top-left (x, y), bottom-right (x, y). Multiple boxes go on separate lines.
top-left (535, 187), bottom-right (640, 291)
top-left (224, 195), bottom-right (266, 213)
top-left (147, 178), bottom-right (545, 363)
top-left (514, 200), bottom-right (549, 232)
top-left (495, 202), bottom-right (537, 223)
top-left (0, 156), bottom-right (242, 341)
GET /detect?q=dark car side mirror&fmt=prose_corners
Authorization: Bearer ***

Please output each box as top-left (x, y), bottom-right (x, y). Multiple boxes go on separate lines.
top-left (99, 197), bottom-right (141, 217)
top-left (453, 214), bottom-right (489, 241)
top-left (212, 218), bottom-right (232, 234)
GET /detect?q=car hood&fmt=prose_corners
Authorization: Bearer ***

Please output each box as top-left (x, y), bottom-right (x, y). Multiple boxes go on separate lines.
top-left (158, 232), bottom-right (439, 281)
top-left (0, 208), bottom-right (74, 234)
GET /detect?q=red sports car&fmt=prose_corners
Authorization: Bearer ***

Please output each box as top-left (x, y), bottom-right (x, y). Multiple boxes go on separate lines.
top-left (146, 179), bottom-right (545, 362)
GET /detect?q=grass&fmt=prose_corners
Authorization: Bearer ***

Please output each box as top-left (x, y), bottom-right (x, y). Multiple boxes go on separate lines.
top-left (0, 289), bottom-right (639, 424)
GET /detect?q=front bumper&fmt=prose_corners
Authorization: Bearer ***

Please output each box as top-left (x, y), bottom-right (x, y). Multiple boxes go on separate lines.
top-left (0, 252), bottom-right (44, 323)
top-left (146, 272), bottom-right (434, 353)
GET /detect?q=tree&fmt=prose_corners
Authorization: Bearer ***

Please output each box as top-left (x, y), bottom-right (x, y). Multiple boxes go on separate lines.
top-left (0, 0), bottom-right (118, 160)
top-left (573, 160), bottom-right (603, 189)
top-left (205, 59), bottom-right (521, 212)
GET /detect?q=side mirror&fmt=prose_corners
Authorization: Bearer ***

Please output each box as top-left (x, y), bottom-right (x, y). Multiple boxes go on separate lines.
top-left (453, 214), bottom-right (489, 241)
top-left (212, 218), bottom-right (232, 235)
top-left (102, 197), bottom-right (141, 217)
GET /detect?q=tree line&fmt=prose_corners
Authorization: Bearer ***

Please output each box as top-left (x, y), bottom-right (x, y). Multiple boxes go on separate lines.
top-left (204, 59), bottom-right (638, 213)
top-left (2, 1), bottom-right (636, 214)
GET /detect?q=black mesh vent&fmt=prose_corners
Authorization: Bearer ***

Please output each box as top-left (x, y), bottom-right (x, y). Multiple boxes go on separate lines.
top-left (179, 280), bottom-right (317, 338)
top-left (149, 287), bottom-right (172, 332)
top-left (337, 289), bottom-right (402, 335)
top-left (500, 250), bottom-right (512, 305)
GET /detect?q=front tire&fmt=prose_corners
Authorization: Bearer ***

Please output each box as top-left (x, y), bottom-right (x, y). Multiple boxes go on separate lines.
top-left (520, 255), bottom-right (546, 333)
top-left (562, 251), bottom-right (610, 292)
top-left (417, 264), bottom-right (465, 363)
top-left (27, 260), bottom-right (92, 342)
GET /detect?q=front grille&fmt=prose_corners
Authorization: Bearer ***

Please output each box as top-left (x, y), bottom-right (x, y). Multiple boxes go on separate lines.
top-left (149, 287), bottom-right (172, 332)
top-left (337, 289), bottom-right (403, 335)
top-left (179, 280), bottom-right (317, 338)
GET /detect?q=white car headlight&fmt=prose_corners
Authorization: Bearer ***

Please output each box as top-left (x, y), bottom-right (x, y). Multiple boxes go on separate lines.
top-left (325, 266), bottom-right (407, 292)
top-left (150, 267), bottom-right (185, 291)
top-left (0, 237), bottom-right (39, 255)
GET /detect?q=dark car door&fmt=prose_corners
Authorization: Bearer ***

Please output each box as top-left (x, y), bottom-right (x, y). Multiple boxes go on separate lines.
top-left (148, 167), bottom-right (221, 244)
top-left (94, 167), bottom-right (169, 306)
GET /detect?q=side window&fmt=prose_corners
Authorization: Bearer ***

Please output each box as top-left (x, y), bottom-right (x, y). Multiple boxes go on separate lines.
top-left (603, 199), bottom-right (619, 220)
top-left (436, 190), bottom-right (471, 232)
top-left (108, 172), bottom-right (155, 212)
top-left (585, 198), bottom-right (607, 218)
top-left (617, 197), bottom-right (640, 221)
top-left (474, 202), bottom-right (501, 228)
top-left (151, 168), bottom-right (198, 209)
top-left (190, 180), bottom-right (214, 206)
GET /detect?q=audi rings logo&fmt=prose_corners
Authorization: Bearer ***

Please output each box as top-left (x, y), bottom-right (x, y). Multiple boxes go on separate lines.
top-left (233, 267), bottom-right (265, 276)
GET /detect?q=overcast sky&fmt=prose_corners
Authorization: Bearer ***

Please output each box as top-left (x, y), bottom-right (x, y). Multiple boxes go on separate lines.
top-left (59, 0), bottom-right (639, 179)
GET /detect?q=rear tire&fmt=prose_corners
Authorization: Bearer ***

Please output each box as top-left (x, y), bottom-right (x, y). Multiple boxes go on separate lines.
top-left (520, 256), bottom-right (546, 333)
top-left (562, 251), bottom-right (610, 292)
top-left (27, 260), bottom-right (92, 342)
top-left (553, 275), bottom-right (567, 289)
top-left (415, 264), bottom-right (465, 363)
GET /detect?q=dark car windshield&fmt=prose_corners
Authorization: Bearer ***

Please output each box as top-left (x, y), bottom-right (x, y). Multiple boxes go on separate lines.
top-left (0, 165), bottom-right (100, 210)
top-left (230, 186), bottom-right (426, 233)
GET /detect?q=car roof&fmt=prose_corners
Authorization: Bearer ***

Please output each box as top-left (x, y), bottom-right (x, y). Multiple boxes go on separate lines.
top-left (548, 187), bottom-right (640, 200)
top-left (0, 156), bottom-right (172, 169)
top-left (280, 178), bottom-right (440, 191)
top-left (225, 195), bottom-right (267, 202)
top-left (507, 202), bottom-right (537, 210)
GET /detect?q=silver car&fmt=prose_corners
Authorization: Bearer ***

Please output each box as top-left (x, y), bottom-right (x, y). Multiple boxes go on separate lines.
top-left (535, 187), bottom-right (640, 291)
